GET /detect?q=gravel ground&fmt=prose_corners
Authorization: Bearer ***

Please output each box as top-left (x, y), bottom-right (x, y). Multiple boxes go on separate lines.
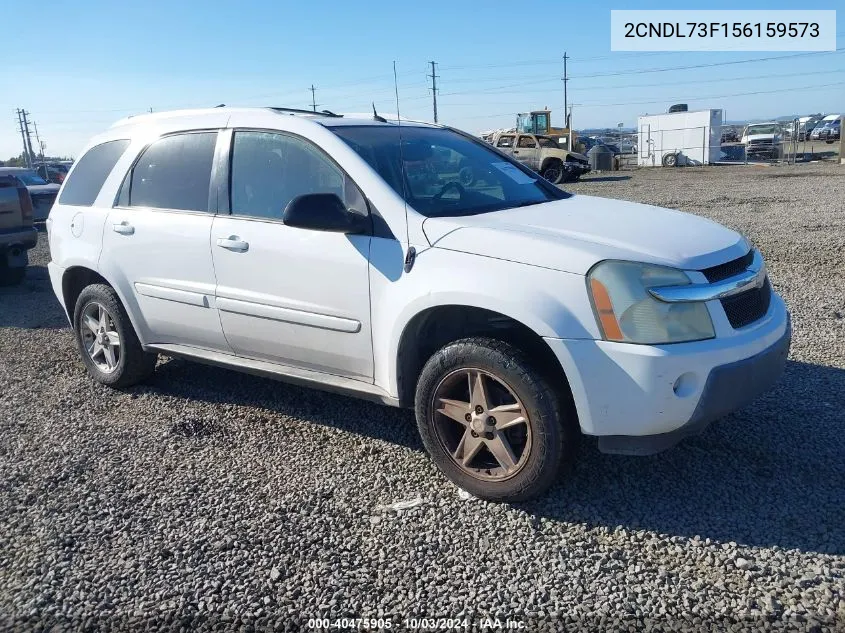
top-left (1, 163), bottom-right (843, 632)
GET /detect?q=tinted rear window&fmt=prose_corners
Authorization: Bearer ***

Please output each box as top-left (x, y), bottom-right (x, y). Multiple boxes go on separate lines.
top-left (58, 140), bottom-right (130, 206)
top-left (126, 132), bottom-right (217, 212)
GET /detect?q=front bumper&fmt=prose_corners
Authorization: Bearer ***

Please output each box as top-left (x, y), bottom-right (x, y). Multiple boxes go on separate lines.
top-left (544, 293), bottom-right (791, 454)
top-left (565, 161), bottom-right (591, 175)
top-left (0, 227), bottom-right (38, 251)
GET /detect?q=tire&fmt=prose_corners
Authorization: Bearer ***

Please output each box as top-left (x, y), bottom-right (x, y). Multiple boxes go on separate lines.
top-left (73, 284), bottom-right (157, 388)
top-left (0, 262), bottom-right (25, 286)
top-left (662, 153), bottom-right (678, 167)
top-left (541, 160), bottom-right (564, 185)
top-left (415, 337), bottom-right (578, 502)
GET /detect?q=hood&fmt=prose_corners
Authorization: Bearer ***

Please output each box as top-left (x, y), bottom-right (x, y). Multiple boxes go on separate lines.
top-left (27, 183), bottom-right (60, 195)
top-left (422, 195), bottom-right (748, 275)
top-left (567, 151), bottom-right (588, 161)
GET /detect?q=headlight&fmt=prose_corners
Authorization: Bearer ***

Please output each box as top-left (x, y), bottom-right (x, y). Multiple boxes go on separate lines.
top-left (587, 261), bottom-right (715, 344)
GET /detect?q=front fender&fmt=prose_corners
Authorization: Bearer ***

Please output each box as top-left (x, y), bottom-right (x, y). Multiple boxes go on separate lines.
top-left (369, 243), bottom-right (600, 398)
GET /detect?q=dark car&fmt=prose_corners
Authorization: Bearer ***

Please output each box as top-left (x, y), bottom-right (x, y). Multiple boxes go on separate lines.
top-left (35, 162), bottom-right (70, 184)
top-left (721, 128), bottom-right (739, 143)
top-left (0, 175), bottom-right (37, 285)
top-left (0, 167), bottom-right (60, 221)
top-left (821, 119), bottom-right (841, 143)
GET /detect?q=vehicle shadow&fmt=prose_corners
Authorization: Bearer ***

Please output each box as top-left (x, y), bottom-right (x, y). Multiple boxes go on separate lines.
top-left (0, 265), bottom-right (68, 330)
top-left (145, 357), bottom-right (422, 450)
top-left (522, 359), bottom-right (845, 555)
top-left (144, 356), bottom-right (843, 554)
top-left (578, 175), bottom-right (632, 183)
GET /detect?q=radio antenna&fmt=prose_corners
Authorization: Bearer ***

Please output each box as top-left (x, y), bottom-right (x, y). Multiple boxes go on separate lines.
top-left (394, 61), bottom-right (415, 272)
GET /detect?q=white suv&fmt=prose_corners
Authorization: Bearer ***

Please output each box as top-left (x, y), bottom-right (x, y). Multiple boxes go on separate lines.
top-left (46, 107), bottom-right (791, 501)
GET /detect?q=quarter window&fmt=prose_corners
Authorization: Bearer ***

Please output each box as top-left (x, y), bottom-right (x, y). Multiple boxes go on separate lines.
top-left (58, 139), bottom-right (130, 207)
top-left (230, 131), bottom-right (358, 220)
top-left (496, 135), bottom-right (515, 148)
top-left (125, 132), bottom-right (217, 212)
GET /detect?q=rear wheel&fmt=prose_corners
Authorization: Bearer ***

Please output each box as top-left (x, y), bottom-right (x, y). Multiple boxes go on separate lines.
top-left (662, 153), bottom-right (678, 167)
top-left (73, 284), bottom-right (157, 388)
top-left (415, 337), bottom-right (577, 502)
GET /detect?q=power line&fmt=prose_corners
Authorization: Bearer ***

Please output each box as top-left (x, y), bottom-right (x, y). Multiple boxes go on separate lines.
top-left (442, 79), bottom-right (845, 111)
top-left (570, 48), bottom-right (844, 79)
top-left (422, 49), bottom-right (844, 101)
top-left (579, 79), bottom-right (845, 108)
top-left (438, 68), bottom-right (845, 105)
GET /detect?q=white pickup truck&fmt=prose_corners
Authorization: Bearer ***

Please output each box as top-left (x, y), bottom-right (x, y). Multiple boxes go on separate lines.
top-left (46, 107), bottom-right (791, 501)
top-left (740, 122), bottom-right (782, 160)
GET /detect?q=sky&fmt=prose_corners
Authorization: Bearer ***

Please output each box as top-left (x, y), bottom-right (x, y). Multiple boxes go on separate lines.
top-left (2, 0), bottom-right (842, 159)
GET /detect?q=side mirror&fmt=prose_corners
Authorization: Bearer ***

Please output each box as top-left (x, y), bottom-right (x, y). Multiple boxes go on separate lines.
top-left (282, 193), bottom-right (368, 234)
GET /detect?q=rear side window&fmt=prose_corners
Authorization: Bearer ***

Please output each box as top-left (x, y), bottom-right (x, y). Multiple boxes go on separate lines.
top-left (124, 132), bottom-right (217, 212)
top-left (57, 140), bottom-right (129, 206)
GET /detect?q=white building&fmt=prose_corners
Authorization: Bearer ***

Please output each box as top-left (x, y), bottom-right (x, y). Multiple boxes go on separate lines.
top-left (637, 109), bottom-right (722, 167)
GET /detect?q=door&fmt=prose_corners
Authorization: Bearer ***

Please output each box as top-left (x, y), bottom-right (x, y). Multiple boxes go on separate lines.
top-left (101, 130), bottom-right (231, 351)
top-left (495, 134), bottom-right (516, 158)
top-left (514, 135), bottom-right (540, 171)
top-left (210, 130), bottom-right (373, 380)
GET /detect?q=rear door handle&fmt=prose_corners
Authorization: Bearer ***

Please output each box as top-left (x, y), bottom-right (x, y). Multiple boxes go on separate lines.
top-left (112, 221), bottom-right (134, 235)
top-left (216, 236), bottom-right (249, 252)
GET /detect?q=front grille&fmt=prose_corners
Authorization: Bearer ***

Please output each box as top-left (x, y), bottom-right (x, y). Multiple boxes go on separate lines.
top-left (701, 250), bottom-right (754, 282)
top-left (720, 278), bottom-right (772, 328)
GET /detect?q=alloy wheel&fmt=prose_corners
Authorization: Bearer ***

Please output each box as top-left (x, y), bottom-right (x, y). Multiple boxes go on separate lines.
top-left (79, 302), bottom-right (121, 373)
top-left (431, 368), bottom-right (532, 481)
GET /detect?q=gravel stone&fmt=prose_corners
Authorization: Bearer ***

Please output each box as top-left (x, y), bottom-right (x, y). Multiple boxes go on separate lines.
top-left (1, 164), bottom-right (843, 631)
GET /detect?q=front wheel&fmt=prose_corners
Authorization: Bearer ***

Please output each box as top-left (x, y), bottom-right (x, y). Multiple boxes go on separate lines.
top-left (73, 284), bottom-right (157, 388)
top-left (541, 161), bottom-right (565, 185)
top-left (415, 337), bottom-right (577, 502)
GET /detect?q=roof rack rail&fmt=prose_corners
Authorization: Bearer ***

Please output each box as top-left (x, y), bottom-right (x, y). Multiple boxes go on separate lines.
top-left (268, 107), bottom-right (343, 118)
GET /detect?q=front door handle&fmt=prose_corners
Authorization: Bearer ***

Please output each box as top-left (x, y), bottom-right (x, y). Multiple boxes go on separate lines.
top-left (112, 221), bottom-right (134, 235)
top-left (216, 236), bottom-right (249, 253)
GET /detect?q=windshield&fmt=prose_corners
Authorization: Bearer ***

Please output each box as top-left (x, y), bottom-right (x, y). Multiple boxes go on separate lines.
top-left (11, 170), bottom-right (48, 186)
top-left (536, 136), bottom-right (559, 149)
top-left (746, 124), bottom-right (778, 135)
top-left (328, 125), bottom-right (567, 218)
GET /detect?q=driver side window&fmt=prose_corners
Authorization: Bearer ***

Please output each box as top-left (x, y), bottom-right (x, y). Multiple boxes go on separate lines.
top-left (230, 131), bottom-right (363, 221)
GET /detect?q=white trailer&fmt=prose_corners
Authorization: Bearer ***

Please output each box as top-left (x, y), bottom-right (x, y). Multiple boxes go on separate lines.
top-left (637, 109), bottom-right (722, 167)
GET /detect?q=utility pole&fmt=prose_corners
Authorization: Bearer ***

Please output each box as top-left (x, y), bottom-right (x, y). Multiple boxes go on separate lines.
top-left (310, 85), bottom-right (319, 112)
top-left (428, 61), bottom-right (439, 123)
top-left (562, 52), bottom-right (569, 129)
top-left (16, 109), bottom-right (30, 167)
top-left (22, 110), bottom-right (36, 166)
top-left (33, 122), bottom-right (45, 163)
top-left (17, 109), bottom-right (36, 167)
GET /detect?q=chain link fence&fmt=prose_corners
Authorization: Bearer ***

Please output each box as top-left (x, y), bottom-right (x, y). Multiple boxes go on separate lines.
top-left (625, 119), bottom-right (842, 169)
